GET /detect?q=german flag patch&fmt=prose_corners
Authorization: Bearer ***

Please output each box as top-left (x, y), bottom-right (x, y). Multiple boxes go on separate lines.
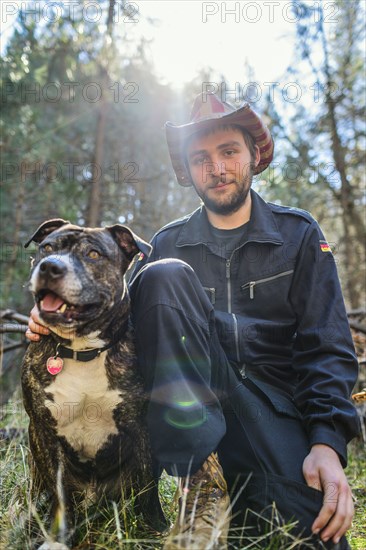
top-left (320, 240), bottom-right (331, 253)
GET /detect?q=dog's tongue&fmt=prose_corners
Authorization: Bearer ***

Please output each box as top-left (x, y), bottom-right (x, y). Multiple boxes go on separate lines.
top-left (41, 292), bottom-right (65, 312)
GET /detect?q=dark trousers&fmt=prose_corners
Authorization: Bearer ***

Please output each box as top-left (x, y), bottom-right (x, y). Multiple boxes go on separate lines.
top-left (129, 259), bottom-right (349, 549)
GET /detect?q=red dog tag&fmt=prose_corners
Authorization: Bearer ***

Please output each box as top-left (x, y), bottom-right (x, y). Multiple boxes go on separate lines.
top-left (46, 356), bottom-right (64, 375)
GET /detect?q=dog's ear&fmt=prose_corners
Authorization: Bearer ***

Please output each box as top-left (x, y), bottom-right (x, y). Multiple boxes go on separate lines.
top-left (24, 219), bottom-right (70, 248)
top-left (106, 225), bottom-right (152, 262)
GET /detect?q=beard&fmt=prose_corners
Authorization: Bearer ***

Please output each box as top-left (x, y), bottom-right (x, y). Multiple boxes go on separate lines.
top-left (195, 169), bottom-right (253, 216)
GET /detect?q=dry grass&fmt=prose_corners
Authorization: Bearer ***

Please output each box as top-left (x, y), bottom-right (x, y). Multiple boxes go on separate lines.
top-left (1, 392), bottom-right (365, 549)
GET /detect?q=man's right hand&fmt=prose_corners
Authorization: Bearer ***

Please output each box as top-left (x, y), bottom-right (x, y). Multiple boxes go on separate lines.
top-left (26, 305), bottom-right (50, 341)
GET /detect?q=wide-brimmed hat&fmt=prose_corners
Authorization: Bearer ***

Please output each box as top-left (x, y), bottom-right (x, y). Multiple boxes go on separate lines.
top-left (165, 92), bottom-right (274, 186)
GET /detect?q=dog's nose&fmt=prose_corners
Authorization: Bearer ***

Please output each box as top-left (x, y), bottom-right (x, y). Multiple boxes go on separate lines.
top-left (39, 258), bottom-right (67, 280)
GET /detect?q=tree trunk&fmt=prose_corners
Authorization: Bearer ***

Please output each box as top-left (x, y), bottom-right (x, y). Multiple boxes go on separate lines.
top-left (86, 83), bottom-right (107, 226)
top-left (86, 0), bottom-right (116, 226)
top-left (3, 163), bottom-right (26, 298)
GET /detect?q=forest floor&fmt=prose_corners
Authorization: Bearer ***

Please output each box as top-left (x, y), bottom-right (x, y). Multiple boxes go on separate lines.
top-left (1, 313), bottom-right (365, 549)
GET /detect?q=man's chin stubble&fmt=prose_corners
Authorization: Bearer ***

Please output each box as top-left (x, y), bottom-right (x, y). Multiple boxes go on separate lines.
top-left (201, 187), bottom-right (250, 216)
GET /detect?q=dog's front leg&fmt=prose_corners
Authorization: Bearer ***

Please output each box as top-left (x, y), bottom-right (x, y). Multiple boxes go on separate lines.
top-left (38, 455), bottom-right (76, 550)
top-left (29, 432), bottom-right (75, 550)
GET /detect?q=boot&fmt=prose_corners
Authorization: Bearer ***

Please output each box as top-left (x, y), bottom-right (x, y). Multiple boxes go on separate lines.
top-left (163, 452), bottom-right (231, 549)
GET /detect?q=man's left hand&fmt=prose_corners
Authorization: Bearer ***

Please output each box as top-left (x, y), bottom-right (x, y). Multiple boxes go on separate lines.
top-left (303, 443), bottom-right (354, 544)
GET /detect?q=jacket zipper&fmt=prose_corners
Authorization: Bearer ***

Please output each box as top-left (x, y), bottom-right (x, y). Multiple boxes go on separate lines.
top-left (226, 259), bottom-right (232, 313)
top-left (241, 269), bottom-right (294, 299)
top-left (233, 314), bottom-right (241, 363)
top-left (226, 255), bottom-right (241, 362)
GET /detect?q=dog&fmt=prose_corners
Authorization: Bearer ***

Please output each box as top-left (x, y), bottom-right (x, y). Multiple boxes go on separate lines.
top-left (22, 219), bottom-right (166, 549)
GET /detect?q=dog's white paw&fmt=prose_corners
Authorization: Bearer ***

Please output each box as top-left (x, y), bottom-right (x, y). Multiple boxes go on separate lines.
top-left (38, 542), bottom-right (70, 550)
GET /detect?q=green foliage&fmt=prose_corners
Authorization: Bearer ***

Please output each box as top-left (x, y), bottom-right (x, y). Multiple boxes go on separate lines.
top-left (259, 0), bottom-right (365, 309)
top-left (1, 3), bottom-right (364, 549)
top-left (1, 1), bottom-right (364, 310)
top-left (347, 440), bottom-right (366, 550)
top-left (0, 2), bottom-right (200, 311)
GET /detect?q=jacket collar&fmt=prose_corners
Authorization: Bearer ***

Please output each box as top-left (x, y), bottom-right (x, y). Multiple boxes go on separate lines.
top-left (176, 190), bottom-right (283, 248)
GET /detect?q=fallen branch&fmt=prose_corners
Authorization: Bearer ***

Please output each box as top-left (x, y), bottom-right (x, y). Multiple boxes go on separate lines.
top-left (0, 324), bottom-right (28, 334)
top-left (0, 309), bottom-right (29, 324)
top-left (349, 321), bottom-right (366, 334)
top-left (2, 342), bottom-right (26, 353)
top-left (348, 309), bottom-right (366, 316)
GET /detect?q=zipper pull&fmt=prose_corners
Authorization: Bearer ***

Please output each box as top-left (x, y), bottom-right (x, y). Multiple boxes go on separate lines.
top-left (249, 282), bottom-right (255, 299)
top-left (226, 260), bottom-right (231, 279)
top-left (240, 363), bottom-right (247, 379)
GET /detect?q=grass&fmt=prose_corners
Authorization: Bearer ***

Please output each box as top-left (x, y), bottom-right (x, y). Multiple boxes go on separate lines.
top-left (1, 391), bottom-right (365, 549)
top-left (346, 439), bottom-right (366, 550)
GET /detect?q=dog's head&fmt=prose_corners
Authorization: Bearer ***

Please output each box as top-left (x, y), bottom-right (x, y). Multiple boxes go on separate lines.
top-left (25, 219), bottom-right (151, 335)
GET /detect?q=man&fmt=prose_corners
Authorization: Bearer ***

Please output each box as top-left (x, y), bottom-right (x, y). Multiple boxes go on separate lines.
top-left (28, 92), bottom-right (360, 549)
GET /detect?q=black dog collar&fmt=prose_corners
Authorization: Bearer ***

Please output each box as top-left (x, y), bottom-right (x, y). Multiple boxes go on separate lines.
top-left (55, 316), bottom-right (129, 362)
top-left (46, 317), bottom-right (130, 375)
top-left (47, 331), bottom-right (126, 375)
top-left (55, 341), bottom-right (114, 362)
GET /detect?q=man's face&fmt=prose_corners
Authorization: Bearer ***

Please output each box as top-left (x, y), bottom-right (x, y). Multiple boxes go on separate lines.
top-left (186, 127), bottom-right (259, 216)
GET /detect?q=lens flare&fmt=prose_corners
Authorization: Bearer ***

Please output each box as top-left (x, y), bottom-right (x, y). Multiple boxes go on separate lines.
top-left (164, 399), bottom-right (207, 429)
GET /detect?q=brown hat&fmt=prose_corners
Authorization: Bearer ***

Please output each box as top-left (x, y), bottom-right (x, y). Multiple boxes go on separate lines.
top-left (165, 92), bottom-right (274, 187)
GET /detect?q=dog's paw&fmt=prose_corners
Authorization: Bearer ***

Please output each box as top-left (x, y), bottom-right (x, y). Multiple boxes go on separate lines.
top-left (38, 542), bottom-right (70, 550)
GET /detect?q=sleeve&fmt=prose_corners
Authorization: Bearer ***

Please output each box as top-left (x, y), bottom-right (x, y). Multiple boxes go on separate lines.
top-left (289, 220), bottom-right (361, 466)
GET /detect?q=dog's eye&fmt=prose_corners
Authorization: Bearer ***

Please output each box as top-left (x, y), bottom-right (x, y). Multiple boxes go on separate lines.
top-left (42, 244), bottom-right (53, 253)
top-left (87, 250), bottom-right (101, 260)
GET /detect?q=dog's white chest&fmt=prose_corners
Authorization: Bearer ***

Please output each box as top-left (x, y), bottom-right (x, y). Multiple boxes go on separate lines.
top-left (45, 354), bottom-right (121, 460)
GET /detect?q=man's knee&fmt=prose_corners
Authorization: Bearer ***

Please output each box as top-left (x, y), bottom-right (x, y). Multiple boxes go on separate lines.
top-left (130, 258), bottom-right (213, 323)
top-left (134, 258), bottom-right (194, 288)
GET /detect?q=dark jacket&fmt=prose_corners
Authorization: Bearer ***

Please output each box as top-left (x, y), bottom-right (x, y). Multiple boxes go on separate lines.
top-left (133, 190), bottom-right (360, 464)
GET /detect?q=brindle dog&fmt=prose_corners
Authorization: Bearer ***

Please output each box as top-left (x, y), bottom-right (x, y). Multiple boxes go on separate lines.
top-left (22, 219), bottom-right (166, 549)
